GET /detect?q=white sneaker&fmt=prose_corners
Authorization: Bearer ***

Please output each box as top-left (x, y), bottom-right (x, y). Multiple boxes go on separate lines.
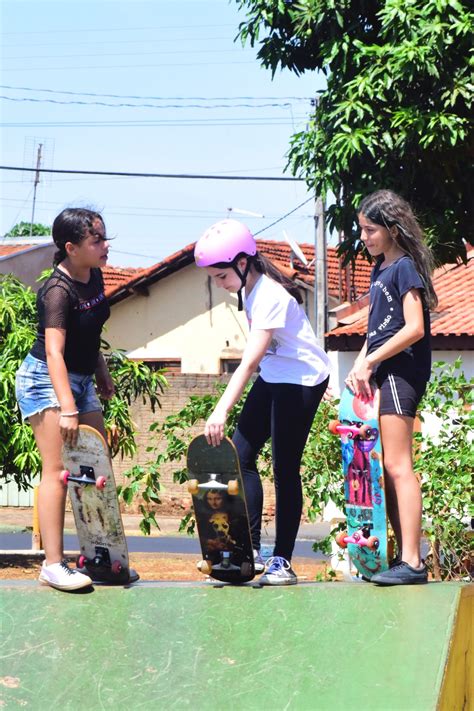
top-left (253, 549), bottom-right (265, 574)
top-left (259, 556), bottom-right (297, 586)
top-left (39, 560), bottom-right (93, 591)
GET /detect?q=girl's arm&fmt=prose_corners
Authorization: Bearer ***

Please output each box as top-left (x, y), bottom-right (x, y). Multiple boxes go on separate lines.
top-left (345, 339), bottom-right (368, 394)
top-left (205, 328), bottom-right (273, 446)
top-left (95, 352), bottom-right (115, 400)
top-left (350, 288), bottom-right (425, 400)
top-left (45, 327), bottom-right (80, 446)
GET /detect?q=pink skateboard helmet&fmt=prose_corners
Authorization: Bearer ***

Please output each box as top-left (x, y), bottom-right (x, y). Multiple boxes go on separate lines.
top-left (194, 219), bottom-right (257, 267)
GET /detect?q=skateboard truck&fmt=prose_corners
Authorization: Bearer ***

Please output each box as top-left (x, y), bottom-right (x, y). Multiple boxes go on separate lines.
top-left (188, 473), bottom-right (239, 496)
top-left (336, 528), bottom-right (379, 551)
top-left (328, 420), bottom-right (374, 440)
top-left (77, 546), bottom-right (127, 578)
top-left (60, 465), bottom-right (107, 490)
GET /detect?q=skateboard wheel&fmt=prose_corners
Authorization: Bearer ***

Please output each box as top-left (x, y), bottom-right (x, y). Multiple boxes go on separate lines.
top-left (77, 554), bottom-right (87, 568)
top-left (187, 479), bottom-right (199, 495)
top-left (367, 536), bottom-right (379, 551)
top-left (60, 470), bottom-right (70, 485)
top-left (227, 479), bottom-right (239, 496)
top-left (359, 424), bottom-right (371, 438)
top-left (335, 531), bottom-right (348, 548)
top-left (197, 559), bottom-right (212, 575)
top-left (95, 476), bottom-right (107, 490)
top-left (111, 561), bottom-right (123, 575)
top-left (328, 420), bottom-right (340, 435)
top-left (241, 562), bottom-right (252, 577)
top-left (353, 531), bottom-right (361, 542)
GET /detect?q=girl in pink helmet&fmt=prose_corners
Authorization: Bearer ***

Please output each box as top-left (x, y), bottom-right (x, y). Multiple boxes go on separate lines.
top-left (194, 219), bottom-right (331, 585)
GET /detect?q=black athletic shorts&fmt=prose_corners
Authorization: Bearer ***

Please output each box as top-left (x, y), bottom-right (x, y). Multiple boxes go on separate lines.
top-left (375, 371), bottom-right (427, 418)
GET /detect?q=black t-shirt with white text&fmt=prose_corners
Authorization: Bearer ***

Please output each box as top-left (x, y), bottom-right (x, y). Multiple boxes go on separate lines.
top-left (367, 256), bottom-right (431, 382)
top-left (30, 267), bottom-right (110, 375)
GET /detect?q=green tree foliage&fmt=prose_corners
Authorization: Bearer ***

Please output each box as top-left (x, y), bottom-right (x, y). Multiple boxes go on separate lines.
top-left (235, 0), bottom-right (473, 263)
top-left (5, 222), bottom-right (51, 237)
top-left (414, 359), bottom-right (473, 580)
top-left (0, 273), bottom-right (167, 490)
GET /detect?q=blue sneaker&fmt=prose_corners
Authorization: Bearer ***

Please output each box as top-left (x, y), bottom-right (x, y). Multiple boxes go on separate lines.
top-left (259, 556), bottom-right (297, 586)
top-left (253, 550), bottom-right (265, 574)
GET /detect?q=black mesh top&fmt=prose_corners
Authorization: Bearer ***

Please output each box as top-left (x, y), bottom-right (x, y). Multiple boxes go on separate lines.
top-left (30, 267), bottom-right (110, 375)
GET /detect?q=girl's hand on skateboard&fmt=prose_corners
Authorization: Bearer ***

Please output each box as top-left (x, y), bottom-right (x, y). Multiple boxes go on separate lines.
top-left (204, 407), bottom-right (227, 447)
top-left (345, 359), bottom-right (374, 401)
top-left (59, 413), bottom-right (79, 447)
top-left (95, 368), bottom-right (115, 400)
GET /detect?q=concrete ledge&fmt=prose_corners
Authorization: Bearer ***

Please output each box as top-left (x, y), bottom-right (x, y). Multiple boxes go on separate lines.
top-left (0, 582), bottom-right (471, 709)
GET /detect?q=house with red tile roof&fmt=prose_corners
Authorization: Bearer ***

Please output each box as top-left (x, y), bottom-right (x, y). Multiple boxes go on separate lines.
top-left (0, 239), bottom-right (55, 289)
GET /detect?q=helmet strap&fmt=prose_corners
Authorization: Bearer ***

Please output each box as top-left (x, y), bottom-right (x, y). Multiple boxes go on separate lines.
top-left (232, 258), bottom-right (251, 311)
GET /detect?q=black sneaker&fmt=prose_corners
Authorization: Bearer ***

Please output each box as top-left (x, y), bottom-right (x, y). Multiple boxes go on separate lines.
top-left (371, 561), bottom-right (428, 586)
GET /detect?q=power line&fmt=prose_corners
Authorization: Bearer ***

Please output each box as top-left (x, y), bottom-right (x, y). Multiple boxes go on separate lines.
top-left (4, 60), bottom-right (256, 72)
top-left (1, 23), bottom-right (236, 35)
top-left (0, 166), bottom-right (304, 182)
top-left (0, 95), bottom-right (297, 110)
top-left (255, 197), bottom-right (314, 236)
top-left (0, 85), bottom-right (311, 101)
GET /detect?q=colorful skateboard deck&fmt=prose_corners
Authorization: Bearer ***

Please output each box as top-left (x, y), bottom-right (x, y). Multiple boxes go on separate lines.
top-left (329, 387), bottom-right (389, 579)
top-left (186, 434), bottom-right (255, 584)
top-left (62, 424), bottom-right (137, 584)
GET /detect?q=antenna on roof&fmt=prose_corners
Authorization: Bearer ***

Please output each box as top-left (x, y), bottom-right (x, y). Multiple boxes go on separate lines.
top-left (283, 230), bottom-right (313, 269)
top-left (227, 207), bottom-right (265, 218)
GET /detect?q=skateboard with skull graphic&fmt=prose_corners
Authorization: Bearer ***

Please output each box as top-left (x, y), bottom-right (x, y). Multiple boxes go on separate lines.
top-left (329, 387), bottom-right (390, 580)
top-left (186, 434), bottom-right (255, 583)
top-left (62, 425), bottom-right (138, 584)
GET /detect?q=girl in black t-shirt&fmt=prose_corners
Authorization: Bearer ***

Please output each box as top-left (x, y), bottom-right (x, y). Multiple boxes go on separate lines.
top-left (15, 208), bottom-right (114, 591)
top-left (345, 190), bottom-right (437, 586)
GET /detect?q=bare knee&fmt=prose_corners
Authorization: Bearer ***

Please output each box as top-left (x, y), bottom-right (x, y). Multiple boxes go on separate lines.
top-left (383, 459), bottom-right (414, 483)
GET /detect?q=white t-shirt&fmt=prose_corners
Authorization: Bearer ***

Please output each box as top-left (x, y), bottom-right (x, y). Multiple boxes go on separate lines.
top-left (244, 274), bottom-right (331, 386)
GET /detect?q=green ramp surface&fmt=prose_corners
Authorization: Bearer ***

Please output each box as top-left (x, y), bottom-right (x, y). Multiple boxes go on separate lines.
top-left (0, 581), bottom-right (468, 710)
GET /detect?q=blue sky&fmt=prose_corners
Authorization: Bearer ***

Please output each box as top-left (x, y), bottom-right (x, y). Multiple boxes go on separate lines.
top-left (1, 0), bottom-right (326, 268)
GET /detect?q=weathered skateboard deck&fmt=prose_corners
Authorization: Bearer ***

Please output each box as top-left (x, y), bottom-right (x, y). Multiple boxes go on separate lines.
top-left (329, 387), bottom-right (389, 579)
top-left (186, 434), bottom-right (255, 584)
top-left (62, 424), bottom-right (137, 584)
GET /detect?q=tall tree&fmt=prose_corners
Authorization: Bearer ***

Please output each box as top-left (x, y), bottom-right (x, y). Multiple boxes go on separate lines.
top-left (236, 0), bottom-right (473, 263)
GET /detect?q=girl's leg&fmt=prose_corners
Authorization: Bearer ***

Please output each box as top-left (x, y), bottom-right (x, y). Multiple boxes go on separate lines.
top-left (380, 414), bottom-right (422, 568)
top-left (29, 408), bottom-right (66, 565)
top-left (271, 378), bottom-right (328, 561)
top-left (232, 377), bottom-right (272, 552)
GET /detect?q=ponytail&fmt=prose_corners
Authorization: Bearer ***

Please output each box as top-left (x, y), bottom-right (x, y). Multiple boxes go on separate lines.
top-left (53, 245), bottom-right (67, 267)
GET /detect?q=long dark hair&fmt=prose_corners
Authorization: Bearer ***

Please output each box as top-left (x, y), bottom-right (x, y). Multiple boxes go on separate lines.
top-left (253, 252), bottom-right (303, 304)
top-left (358, 190), bottom-right (438, 308)
top-left (52, 208), bottom-right (104, 267)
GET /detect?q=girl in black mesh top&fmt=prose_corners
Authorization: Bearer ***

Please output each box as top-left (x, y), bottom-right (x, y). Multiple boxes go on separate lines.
top-left (16, 208), bottom-right (114, 591)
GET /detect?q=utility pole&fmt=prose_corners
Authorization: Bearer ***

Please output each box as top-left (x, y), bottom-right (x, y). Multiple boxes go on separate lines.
top-left (313, 195), bottom-right (327, 349)
top-left (30, 143), bottom-right (43, 238)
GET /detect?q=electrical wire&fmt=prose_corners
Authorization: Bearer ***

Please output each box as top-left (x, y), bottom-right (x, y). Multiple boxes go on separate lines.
top-left (0, 166), bottom-right (304, 181)
top-left (0, 85), bottom-right (311, 101)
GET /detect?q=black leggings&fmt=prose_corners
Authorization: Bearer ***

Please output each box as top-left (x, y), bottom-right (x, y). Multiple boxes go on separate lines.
top-left (232, 375), bottom-right (328, 561)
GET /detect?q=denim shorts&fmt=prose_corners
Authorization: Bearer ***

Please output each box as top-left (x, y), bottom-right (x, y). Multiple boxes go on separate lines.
top-left (16, 353), bottom-right (102, 420)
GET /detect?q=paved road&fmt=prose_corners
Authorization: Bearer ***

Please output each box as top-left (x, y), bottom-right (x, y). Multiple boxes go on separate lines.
top-left (0, 531), bottom-right (328, 559)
